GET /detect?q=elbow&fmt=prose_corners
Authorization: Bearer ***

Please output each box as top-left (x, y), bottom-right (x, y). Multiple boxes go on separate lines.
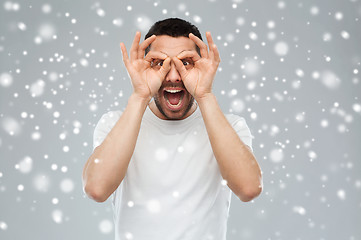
top-left (83, 183), bottom-right (109, 203)
top-left (238, 188), bottom-right (262, 202)
top-left (237, 182), bottom-right (263, 202)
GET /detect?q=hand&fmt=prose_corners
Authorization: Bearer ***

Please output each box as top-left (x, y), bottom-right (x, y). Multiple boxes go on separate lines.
top-left (120, 32), bottom-right (171, 101)
top-left (173, 32), bottom-right (220, 101)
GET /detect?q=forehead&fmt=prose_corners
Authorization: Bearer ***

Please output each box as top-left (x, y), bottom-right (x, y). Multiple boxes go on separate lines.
top-left (149, 35), bottom-right (197, 56)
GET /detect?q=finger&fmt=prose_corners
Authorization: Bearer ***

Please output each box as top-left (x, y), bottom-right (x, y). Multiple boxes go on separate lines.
top-left (189, 33), bottom-right (208, 58)
top-left (120, 42), bottom-right (130, 67)
top-left (138, 35), bottom-right (156, 59)
top-left (205, 32), bottom-right (214, 60)
top-left (130, 31), bottom-right (141, 61)
top-left (176, 50), bottom-right (201, 62)
top-left (158, 57), bottom-right (171, 77)
top-left (144, 51), bottom-right (168, 63)
top-left (206, 32), bottom-right (220, 63)
top-left (172, 57), bottom-right (188, 78)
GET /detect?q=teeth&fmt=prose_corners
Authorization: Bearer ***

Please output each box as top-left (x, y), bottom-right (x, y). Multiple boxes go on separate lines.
top-left (165, 89), bottom-right (182, 93)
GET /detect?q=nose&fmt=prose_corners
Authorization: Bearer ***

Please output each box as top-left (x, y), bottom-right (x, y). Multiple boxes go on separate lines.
top-left (165, 61), bottom-right (181, 83)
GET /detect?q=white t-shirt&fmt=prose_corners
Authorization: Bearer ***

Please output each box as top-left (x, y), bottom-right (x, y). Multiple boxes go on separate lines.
top-left (92, 105), bottom-right (253, 240)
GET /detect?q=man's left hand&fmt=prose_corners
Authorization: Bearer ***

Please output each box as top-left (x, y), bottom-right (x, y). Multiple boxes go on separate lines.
top-left (173, 32), bottom-right (220, 101)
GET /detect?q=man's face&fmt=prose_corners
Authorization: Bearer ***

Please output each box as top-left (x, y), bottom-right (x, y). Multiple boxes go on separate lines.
top-left (149, 35), bottom-right (197, 120)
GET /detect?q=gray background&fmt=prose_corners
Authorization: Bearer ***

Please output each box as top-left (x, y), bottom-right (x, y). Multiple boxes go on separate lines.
top-left (1, 0), bottom-right (361, 239)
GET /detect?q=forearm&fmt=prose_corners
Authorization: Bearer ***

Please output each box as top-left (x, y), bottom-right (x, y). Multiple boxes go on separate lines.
top-left (82, 94), bottom-right (149, 202)
top-left (197, 93), bottom-right (262, 202)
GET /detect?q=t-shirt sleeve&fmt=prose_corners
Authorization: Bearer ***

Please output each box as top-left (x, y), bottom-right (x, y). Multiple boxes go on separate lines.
top-left (226, 114), bottom-right (254, 152)
top-left (92, 110), bottom-right (123, 203)
top-left (93, 110), bottom-right (122, 152)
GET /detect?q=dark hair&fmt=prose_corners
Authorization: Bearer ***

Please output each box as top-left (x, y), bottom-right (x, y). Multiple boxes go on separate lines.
top-left (144, 18), bottom-right (203, 56)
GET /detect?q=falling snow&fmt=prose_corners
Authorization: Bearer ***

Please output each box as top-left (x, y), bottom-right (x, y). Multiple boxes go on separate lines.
top-left (60, 178), bottom-right (74, 193)
top-left (15, 156), bottom-right (33, 174)
top-left (33, 174), bottom-right (51, 192)
top-left (52, 209), bottom-right (63, 224)
top-left (0, 72), bottom-right (13, 87)
top-left (292, 205), bottom-right (306, 215)
top-left (147, 199), bottom-right (161, 213)
top-left (0, 221), bottom-right (8, 230)
top-left (99, 219), bottom-right (113, 234)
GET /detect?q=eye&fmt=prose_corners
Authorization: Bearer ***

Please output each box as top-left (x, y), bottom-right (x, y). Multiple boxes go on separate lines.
top-left (182, 60), bottom-right (190, 66)
top-left (151, 59), bottom-right (164, 68)
top-left (181, 58), bottom-right (193, 68)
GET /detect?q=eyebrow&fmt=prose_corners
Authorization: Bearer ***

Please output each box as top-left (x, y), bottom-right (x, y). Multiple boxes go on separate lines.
top-left (159, 49), bottom-right (195, 56)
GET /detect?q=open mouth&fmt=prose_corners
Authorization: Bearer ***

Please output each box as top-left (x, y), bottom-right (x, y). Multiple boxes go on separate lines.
top-left (163, 88), bottom-right (185, 110)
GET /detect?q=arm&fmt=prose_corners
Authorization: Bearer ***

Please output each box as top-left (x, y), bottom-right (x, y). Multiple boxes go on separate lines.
top-left (173, 32), bottom-right (262, 202)
top-left (197, 93), bottom-right (262, 202)
top-left (82, 32), bottom-right (171, 202)
top-left (82, 94), bottom-right (148, 202)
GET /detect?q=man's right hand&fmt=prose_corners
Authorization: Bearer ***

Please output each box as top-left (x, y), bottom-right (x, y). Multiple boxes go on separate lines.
top-left (120, 32), bottom-right (171, 102)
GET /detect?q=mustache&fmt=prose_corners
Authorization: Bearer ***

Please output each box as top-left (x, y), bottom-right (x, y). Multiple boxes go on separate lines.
top-left (160, 82), bottom-right (186, 89)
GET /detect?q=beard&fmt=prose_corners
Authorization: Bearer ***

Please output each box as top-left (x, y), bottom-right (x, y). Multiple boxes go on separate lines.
top-left (153, 88), bottom-right (195, 120)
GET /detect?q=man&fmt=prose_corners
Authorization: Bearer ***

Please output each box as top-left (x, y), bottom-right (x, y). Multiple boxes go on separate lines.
top-left (82, 18), bottom-right (263, 240)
